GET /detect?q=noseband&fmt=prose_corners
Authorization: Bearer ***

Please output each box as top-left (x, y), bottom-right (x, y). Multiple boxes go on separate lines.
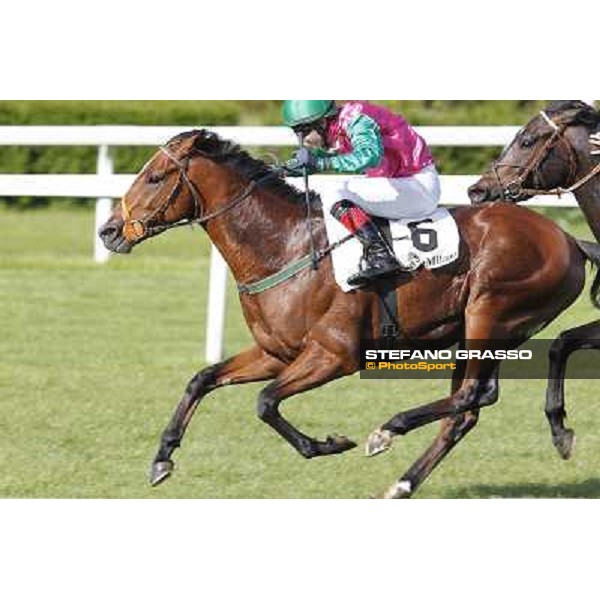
top-left (121, 145), bottom-right (273, 242)
top-left (493, 110), bottom-right (600, 201)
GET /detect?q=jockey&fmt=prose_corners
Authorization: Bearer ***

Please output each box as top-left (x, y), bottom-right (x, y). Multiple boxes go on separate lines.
top-left (283, 100), bottom-right (441, 286)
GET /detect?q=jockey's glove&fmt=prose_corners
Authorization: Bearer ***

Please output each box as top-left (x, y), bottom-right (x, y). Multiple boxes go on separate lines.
top-left (284, 147), bottom-right (320, 175)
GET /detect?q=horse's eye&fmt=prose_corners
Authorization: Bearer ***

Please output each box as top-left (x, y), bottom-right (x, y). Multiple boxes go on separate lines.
top-left (147, 171), bottom-right (165, 185)
top-left (521, 135), bottom-right (535, 148)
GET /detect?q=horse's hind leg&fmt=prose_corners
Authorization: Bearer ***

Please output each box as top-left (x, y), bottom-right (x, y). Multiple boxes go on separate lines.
top-left (374, 351), bottom-right (483, 498)
top-left (378, 410), bottom-right (481, 499)
top-left (546, 320), bottom-right (600, 460)
top-left (365, 356), bottom-right (499, 458)
top-left (375, 357), bottom-right (497, 499)
top-left (366, 305), bottom-right (506, 457)
top-left (150, 345), bottom-right (285, 486)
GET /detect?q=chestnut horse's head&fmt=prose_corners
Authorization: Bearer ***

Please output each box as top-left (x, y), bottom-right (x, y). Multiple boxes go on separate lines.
top-left (468, 101), bottom-right (600, 205)
top-left (98, 129), bottom-right (239, 254)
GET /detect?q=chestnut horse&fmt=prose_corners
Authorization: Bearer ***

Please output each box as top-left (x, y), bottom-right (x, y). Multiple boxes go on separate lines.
top-left (99, 129), bottom-right (599, 498)
top-left (468, 100), bottom-right (600, 462)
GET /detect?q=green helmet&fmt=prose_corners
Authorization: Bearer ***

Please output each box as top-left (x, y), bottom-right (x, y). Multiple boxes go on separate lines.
top-left (282, 100), bottom-right (337, 128)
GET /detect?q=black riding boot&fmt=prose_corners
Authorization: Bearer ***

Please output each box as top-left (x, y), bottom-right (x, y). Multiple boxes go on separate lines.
top-left (331, 200), bottom-right (400, 286)
top-left (347, 220), bottom-right (401, 286)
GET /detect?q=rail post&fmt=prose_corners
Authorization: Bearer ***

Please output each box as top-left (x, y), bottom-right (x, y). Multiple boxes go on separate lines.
top-left (205, 245), bottom-right (228, 363)
top-left (94, 144), bottom-right (114, 263)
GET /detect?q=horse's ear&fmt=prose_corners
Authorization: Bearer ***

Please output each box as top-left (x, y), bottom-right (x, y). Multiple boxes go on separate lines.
top-left (193, 130), bottom-right (222, 156)
top-left (574, 104), bottom-right (600, 130)
top-left (549, 101), bottom-right (600, 130)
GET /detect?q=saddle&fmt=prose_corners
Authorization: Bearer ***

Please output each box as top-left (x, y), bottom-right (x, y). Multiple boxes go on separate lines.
top-left (321, 208), bottom-right (461, 340)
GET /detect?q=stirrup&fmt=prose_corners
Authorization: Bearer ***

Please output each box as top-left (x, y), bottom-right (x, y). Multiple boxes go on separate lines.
top-left (347, 257), bottom-right (401, 287)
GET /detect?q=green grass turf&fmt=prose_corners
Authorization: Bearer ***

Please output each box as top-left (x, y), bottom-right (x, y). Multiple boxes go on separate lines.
top-left (2, 205), bottom-right (600, 498)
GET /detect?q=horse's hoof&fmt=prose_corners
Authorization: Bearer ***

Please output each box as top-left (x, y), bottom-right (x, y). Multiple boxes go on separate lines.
top-left (150, 460), bottom-right (174, 487)
top-left (324, 435), bottom-right (357, 455)
top-left (554, 429), bottom-right (576, 460)
top-left (380, 480), bottom-right (413, 499)
top-left (365, 429), bottom-right (393, 457)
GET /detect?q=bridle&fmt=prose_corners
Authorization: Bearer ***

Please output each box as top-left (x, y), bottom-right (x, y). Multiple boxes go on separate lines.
top-left (121, 145), bottom-right (273, 242)
top-left (493, 110), bottom-right (600, 200)
top-left (118, 137), bottom-right (351, 294)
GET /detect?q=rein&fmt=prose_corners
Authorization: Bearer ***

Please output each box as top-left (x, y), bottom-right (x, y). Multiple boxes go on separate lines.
top-left (121, 146), bottom-right (274, 241)
top-left (495, 110), bottom-right (600, 199)
top-left (121, 142), bottom-right (351, 294)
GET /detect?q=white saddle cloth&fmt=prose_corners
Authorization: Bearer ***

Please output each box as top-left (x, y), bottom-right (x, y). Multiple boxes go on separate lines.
top-left (323, 207), bottom-right (460, 292)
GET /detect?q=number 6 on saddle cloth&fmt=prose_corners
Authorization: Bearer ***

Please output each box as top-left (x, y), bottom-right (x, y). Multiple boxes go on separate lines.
top-left (322, 206), bottom-right (460, 293)
top-left (407, 220), bottom-right (439, 252)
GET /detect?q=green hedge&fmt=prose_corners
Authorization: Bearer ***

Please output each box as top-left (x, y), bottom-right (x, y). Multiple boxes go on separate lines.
top-left (0, 100), bottom-right (550, 208)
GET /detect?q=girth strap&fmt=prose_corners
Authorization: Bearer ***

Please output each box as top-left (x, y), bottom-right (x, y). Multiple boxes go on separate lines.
top-left (376, 278), bottom-right (401, 341)
top-left (375, 219), bottom-right (401, 340)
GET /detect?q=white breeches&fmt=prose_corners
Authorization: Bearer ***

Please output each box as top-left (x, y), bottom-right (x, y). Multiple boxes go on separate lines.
top-left (323, 165), bottom-right (441, 220)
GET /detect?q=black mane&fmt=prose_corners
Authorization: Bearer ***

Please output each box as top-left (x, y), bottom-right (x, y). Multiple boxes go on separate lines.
top-left (546, 100), bottom-right (600, 129)
top-left (168, 129), bottom-right (320, 208)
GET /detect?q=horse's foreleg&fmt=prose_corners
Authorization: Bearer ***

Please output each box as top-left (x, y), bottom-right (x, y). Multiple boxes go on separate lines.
top-left (256, 340), bottom-right (358, 459)
top-left (546, 320), bottom-right (600, 460)
top-left (150, 345), bottom-right (286, 486)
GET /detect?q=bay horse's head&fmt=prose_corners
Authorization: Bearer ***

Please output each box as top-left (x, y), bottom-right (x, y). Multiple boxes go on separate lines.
top-left (99, 129), bottom-right (269, 253)
top-left (468, 101), bottom-right (600, 204)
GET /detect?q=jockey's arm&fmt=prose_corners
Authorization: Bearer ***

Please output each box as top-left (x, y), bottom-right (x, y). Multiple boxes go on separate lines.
top-left (317, 114), bottom-right (384, 173)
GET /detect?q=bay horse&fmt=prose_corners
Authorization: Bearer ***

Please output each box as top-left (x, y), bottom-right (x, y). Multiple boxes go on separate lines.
top-left (99, 128), bottom-right (600, 498)
top-left (468, 100), bottom-right (600, 462)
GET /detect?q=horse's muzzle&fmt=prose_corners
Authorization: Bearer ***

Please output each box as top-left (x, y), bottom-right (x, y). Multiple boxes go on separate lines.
top-left (467, 182), bottom-right (490, 205)
top-left (98, 218), bottom-right (133, 254)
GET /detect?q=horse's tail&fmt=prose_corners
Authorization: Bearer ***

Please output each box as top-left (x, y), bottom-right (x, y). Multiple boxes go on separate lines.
top-left (576, 239), bottom-right (600, 310)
